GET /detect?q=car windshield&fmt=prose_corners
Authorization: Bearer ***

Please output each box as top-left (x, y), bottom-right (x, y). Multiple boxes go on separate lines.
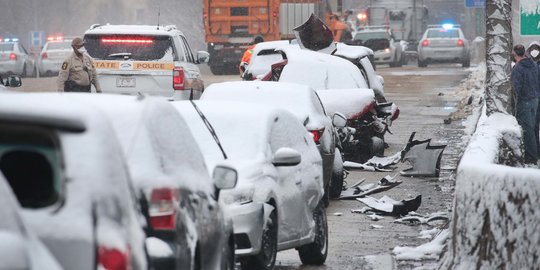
top-left (46, 41), bottom-right (72, 50)
top-left (0, 44), bottom-right (14, 51)
top-left (353, 31), bottom-right (389, 42)
top-left (84, 34), bottom-right (176, 61)
top-left (427, 29), bottom-right (459, 38)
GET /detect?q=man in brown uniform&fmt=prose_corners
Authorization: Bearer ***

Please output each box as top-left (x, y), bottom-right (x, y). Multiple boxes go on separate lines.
top-left (57, 37), bottom-right (101, 93)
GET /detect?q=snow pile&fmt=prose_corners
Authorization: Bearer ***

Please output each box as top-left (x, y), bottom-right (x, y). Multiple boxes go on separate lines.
top-left (393, 229), bottom-right (448, 261)
top-left (439, 110), bottom-right (540, 269)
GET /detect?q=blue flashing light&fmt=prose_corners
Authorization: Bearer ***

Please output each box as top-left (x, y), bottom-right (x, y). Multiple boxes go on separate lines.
top-left (3, 38), bottom-right (9, 42)
top-left (442, 23), bottom-right (454, 30)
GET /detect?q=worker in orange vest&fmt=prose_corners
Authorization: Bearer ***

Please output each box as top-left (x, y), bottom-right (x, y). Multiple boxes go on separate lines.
top-left (327, 13), bottom-right (350, 42)
top-left (239, 36), bottom-right (264, 75)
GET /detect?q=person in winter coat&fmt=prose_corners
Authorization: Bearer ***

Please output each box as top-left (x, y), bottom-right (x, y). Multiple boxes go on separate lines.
top-left (512, 44), bottom-right (540, 164)
top-left (527, 41), bottom-right (540, 158)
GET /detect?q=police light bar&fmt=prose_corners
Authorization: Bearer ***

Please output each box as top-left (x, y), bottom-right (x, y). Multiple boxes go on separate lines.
top-left (442, 23), bottom-right (454, 30)
top-left (3, 38), bottom-right (18, 42)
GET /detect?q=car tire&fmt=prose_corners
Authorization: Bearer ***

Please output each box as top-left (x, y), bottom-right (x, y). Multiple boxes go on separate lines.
top-left (329, 148), bottom-right (344, 199)
top-left (462, 58), bottom-right (470, 68)
top-left (298, 201), bottom-right (328, 265)
top-left (241, 210), bottom-right (277, 270)
top-left (371, 136), bottom-right (385, 157)
top-left (21, 64), bottom-right (27, 77)
top-left (418, 59), bottom-right (427, 68)
top-left (209, 64), bottom-right (223, 75)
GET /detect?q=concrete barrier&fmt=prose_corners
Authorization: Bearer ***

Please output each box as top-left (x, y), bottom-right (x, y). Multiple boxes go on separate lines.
top-left (439, 112), bottom-right (540, 269)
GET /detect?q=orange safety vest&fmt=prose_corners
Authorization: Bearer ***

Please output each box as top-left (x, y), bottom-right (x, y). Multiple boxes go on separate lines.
top-left (241, 45), bottom-right (256, 65)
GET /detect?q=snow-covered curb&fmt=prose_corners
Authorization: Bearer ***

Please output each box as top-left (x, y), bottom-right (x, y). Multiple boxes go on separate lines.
top-left (439, 110), bottom-right (540, 269)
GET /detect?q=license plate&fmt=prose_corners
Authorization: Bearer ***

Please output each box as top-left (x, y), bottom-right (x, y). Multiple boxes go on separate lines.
top-left (117, 77), bottom-right (135, 88)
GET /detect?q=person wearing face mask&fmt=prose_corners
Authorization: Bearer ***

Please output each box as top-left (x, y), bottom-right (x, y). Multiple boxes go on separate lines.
top-left (57, 37), bottom-right (101, 93)
top-left (528, 41), bottom-right (540, 159)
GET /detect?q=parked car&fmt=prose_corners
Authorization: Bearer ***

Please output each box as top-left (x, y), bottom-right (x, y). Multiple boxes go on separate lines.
top-left (37, 37), bottom-right (73, 76)
top-left (201, 81), bottom-right (344, 199)
top-left (0, 93), bottom-right (148, 270)
top-left (0, 38), bottom-right (35, 77)
top-left (83, 24), bottom-right (210, 100)
top-left (76, 94), bottom-right (237, 270)
top-left (173, 100), bottom-right (328, 270)
top-left (417, 24), bottom-right (470, 67)
top-left (242, 40), bottom-right (291, 80)
top-left (0, 173), bottom-right (62, 270)
top-left (350, 26), bottom-right (403, 67)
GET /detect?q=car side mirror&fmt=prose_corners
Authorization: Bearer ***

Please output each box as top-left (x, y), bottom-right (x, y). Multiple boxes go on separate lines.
top-left (332, 112), bottom-right (347, 128)
top-left (377, 75), bottom-right (384, 87)
top-left (272, 147), bottom-right (301, 167)
top-left (213, 164), bottom-right (238, 199)
top-left (196, 51), bottom-right (210, 64)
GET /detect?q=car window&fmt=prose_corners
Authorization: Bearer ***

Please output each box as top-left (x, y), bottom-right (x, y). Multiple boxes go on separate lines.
top-left (353, 31), bottom-right (389, 42)
top-left (312, 92), bottom-right (327, 116)
top-left (0, 44), bottom-right (14, 51)
top-left (46, 41), bottom-right (72, 50)
top-left (0, 124), bottom-right (63, 209)
top-left (84, 34), bottom-right (177, 61)
top-left (180, 36), bottom-right (194, 63)
top-left (427, 29), bottom-right (459, 38)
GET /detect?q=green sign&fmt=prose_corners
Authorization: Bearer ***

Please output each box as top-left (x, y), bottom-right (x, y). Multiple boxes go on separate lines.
top-left (521, 2), bottom-right (540, 36)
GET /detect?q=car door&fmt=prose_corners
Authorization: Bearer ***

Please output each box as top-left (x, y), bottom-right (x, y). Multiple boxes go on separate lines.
top-left (269, 115), bottom-right (314, 243)
top-left (178, 36), bottom-right (204, 96)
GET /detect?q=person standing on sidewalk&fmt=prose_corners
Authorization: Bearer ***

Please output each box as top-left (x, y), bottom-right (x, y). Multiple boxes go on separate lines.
top-left (57, 37), bottom-right (101, 93)
top-left (527, 41), bottom-right (540, 159)
top-left (511, 44), bottom-right (540, 165)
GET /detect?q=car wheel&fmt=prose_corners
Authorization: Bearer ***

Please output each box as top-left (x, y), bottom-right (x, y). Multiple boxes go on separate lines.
top-left (462, 58), bottom-right (470, 68)
top-left (417, 59), bottom-right (427, 68)
top-left (209, 64), bottom-right (223, 75)
top-left (298, 201), bottom-right (328, 265)
top-left (371, 136), bottom-right (385, 157)
top-left (21, 64), bottom-right (27, 77)
top-left (241, 210), bottom-right (277, 270)
top-left (329, 148), bottom-right (344, 199)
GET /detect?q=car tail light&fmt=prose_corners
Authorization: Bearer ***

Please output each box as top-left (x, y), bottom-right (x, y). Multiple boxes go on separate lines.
top-left (97, 246), bottom-right (129, 270)
top-left (41, 52), bottom-right (48, 60)
top-left (457, 39), bottom-right (464, 46)
top-left (9, 53), bottom-right (16, 60)
top-left (309, 128), bottom-right (325, 144)
top-left (149, 188), bottom-right (179, 230)
top-left (421, 40), bottom-right (429, 47)
top-left (173, 67), bottom-right (185, 91)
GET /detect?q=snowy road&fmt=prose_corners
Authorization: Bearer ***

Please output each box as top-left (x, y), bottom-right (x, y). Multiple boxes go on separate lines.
top-left (17, 63), bottom-right (472, 270)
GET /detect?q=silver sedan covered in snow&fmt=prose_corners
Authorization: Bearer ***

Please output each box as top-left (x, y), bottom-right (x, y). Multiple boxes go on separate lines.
top-left (174, 100), bottom-right (327, 270)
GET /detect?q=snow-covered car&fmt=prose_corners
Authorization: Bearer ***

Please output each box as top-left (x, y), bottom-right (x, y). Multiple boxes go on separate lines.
top-left (350, 26), bottom-right (403, 67)
top-left (0, 38), bottom-right (35, 77)
top-left (333, 43), bottom-right (386, 102)
top-left (173, 100), bottom-right (328, 270)
top-left (78, 94), bottom-right (236, 270)
top-left (84, 24), bottom-right (210, 100)
top-left (417, 24), bottom-right (470, 67)
top-left (37, 38), bottom-right (73, 76)
top-left (0, 173), bottom-right (62, 270)
top-left (201, 81), bottom-right (344, 199)
top-left (0, 93), bottom-right (148, 270)
top-left (242, 40), bottom-right (291, 80)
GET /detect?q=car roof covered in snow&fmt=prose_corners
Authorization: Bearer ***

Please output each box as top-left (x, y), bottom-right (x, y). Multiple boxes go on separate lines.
top-left (85, 24), bottom-right (184, 36)
top-left (202, 81), bottom-right (328, 128)
top-left (334, 42), bottom-right (373, 59)
top-left (278, 46), bottom-right (370, 90)
top-left (252, 40), bottom-right (291, 55)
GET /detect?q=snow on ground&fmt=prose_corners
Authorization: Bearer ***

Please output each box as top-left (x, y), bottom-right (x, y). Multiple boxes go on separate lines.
top-left (393, 229), bottom-right (448, 261)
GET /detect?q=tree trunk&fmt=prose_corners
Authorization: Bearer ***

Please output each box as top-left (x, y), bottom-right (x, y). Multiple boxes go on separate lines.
top-left (485, 0), bottom-right (513, 115)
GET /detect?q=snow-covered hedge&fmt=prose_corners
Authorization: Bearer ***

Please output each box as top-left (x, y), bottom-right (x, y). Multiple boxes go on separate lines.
top-left (439, 112), bottom-right (540, 269)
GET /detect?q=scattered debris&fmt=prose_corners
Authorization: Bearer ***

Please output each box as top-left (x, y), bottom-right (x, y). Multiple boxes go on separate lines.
top-left (444, 118), bottom-right (452, 124)
top-left (367, 213), bottom-right (384, 221)
top-left (418, 228), bottom-right (441, 239)
top-left (343, 151), bottom-right (401, 171)
top-left (393, 212), bottom-right (449, 225)
top-left (357, 195), bottom-right (422, 216)
top-left (392, 229), bottom-right (449, 261)
top-left (333, 212), bottom-right (343, 216)
top-left (369, 224), bottom-right (384, 229)
top-left (339, 175), bottom-right (402, 200)
top-left (400, 132), bottom-right (446, 177)
top-left (351, 207), bottom-right (373, 214)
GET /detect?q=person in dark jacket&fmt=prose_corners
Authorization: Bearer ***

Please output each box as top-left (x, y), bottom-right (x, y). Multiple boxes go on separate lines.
top-left (527, 41), bottom-right (540, 158)
top-left (512, 44), bottom-right (540, 164)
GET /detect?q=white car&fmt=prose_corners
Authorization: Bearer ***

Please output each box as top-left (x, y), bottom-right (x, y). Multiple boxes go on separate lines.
top-left (243, 40), bottom-right (291, 80)
top-left (202, 81), bottom-right (344, 199)
top-left (76, 94), bottom-right (237, 270)
top-left (351, 27), bottom-right (403, 67)
top-left (0, 39), bottom-right (35, 77)
top-left (0, 93), bottom-right (148, 270)
top-left (0, 173), bottom-right (62, 270)
top-left (84, 24), bottom-right (210, 100)
top-left (37, 38), bottom-right (73, 76)
top-left (417, 24), bottom-right (470, 67)
top-left (173, 100), bottom-right (327, 270)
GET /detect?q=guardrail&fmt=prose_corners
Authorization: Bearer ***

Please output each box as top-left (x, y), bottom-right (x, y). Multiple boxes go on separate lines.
top-left (439, 111), bottom-right (540, 269)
